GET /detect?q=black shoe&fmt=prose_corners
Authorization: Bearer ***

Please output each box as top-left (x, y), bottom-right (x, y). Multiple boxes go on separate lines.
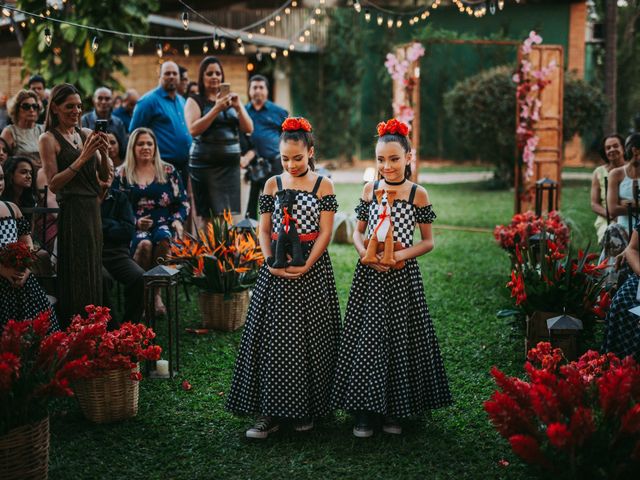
top-left (246, 416), bottom-right (279, 439)
top-left (293, 417), bottom-right (314, 432)
top-left (382, 416), bottom-right (402, 435)
top-left (353, 412), bottom-right (373, 438)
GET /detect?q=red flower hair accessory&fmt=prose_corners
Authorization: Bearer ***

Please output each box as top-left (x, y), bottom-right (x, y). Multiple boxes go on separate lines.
top-left (377, 118), bottom-right (409, 137)
top-left (282, 117), bottom-right (313, 133)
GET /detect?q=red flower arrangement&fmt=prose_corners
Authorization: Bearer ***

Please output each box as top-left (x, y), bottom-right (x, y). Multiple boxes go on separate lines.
top-left (506, 240), bottom-right (609, 320)
top-left (0, 311), bottom-right (89, 435)
top-left (281, 117), bottom-right (312, 133)
top-left (64, 305), bottom-right (162, 378)
top-left (494, 211), bottom-right (569, 253)
top-left (376, 118), bottom-right (409, 137)
top-left (0, 241), bottom-right (37, 271)
top-left (484, 342), bottom-right (640, 477)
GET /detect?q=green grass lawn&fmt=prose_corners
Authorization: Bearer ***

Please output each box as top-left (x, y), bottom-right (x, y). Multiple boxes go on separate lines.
top-left (48, 180), bottom-right (596, 480)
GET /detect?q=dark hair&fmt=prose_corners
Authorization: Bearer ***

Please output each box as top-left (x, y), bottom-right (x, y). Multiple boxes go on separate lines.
top-left (249, 74), bottom-right (269, 90)
top-left (197, 56), bottom-right (225, 97)
top-left (44, 83), bottom-right (81, 131)
top-left (178, 65), bottom-right (188, 78)
top-left (377, 133), bottom-right (413, 179)
top-left (625, 133), bottom-right (640, 161)
top-left (28, 74), bottom-right (45, 88)
top-left (280, 130), bottom-right (316, 171)
top-left (0, 156), bottom-right (37, 209)
top-left (599, 134), bottom-right (625, 163)
top-left (186, 81), bottom-right (198, 96)
top-left (0, 137), bottom-right (10, 159)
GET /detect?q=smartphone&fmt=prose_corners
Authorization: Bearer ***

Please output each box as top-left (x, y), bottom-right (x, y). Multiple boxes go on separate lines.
top-left (219, 83), bottom-right (231, 96)
top-left (95, 119), bottom-right (108, 133)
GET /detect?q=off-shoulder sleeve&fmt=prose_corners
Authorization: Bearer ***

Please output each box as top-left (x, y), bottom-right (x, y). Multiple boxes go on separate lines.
top-left (319, 194), bottom-right (338, 212)
top-left (17, 217), bottom-right (31, 236)
top-left (415, 204), bottom-right (436, 224)
top-left (354, 199), bottom-right (371, 222)
top-left (258, 194), bottom-right (275, 214)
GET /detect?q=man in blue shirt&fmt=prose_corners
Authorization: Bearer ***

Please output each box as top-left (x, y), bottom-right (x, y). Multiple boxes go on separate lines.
top-left (112, 89), bottom-right (139, 132)
top-left (244, 75), bottom-right (288, 218)
top-left (129, 61), bottom-right (192, 180)
top-left (82, 86), bottom-right (128, 159)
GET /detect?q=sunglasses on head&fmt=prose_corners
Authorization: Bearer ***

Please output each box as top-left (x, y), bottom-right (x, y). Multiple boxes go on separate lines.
top-left (20, 103), bottom-right (39, 111)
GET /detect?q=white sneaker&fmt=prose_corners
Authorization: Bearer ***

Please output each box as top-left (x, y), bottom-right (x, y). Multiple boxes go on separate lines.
top-left (382, 416), bottom-right (402, 435)
top-left (246, 416), bottom-right (279, 439)
top-left (353, 413), bottom-right (373, 438)
top-left (293, 417), bottom-right (314, 432)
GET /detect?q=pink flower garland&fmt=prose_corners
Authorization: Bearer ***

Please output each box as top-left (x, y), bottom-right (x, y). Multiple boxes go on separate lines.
top-left (384, 42), bottom-right (425, 129)
top-left (513, 31), bottom-right (557, 180)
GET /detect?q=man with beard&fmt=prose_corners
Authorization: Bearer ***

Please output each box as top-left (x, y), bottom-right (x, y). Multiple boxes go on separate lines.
top-left (129, 61), bottom-right (192, 181)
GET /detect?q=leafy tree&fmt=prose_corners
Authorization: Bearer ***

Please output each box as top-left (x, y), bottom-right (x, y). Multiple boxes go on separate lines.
top-left (18, 0), bottom-right (158, 97)
top-left (444, 66), bottom-right (607, 186)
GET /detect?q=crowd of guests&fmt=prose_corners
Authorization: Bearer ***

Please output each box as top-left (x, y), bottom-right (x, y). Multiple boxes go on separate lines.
top-left (0, 57), bottom-right (289, 329)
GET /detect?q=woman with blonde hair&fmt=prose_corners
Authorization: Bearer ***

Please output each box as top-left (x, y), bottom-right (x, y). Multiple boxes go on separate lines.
top-left (1, 90), bottom-right (45, 168)
top-left (112, 127), bottom-right (189, 313)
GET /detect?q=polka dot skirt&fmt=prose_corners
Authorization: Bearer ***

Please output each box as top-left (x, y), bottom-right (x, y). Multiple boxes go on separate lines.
top-left (331, 199), bottom-right (452, 417)
top-left (226, 190), bottom-right (341, 419)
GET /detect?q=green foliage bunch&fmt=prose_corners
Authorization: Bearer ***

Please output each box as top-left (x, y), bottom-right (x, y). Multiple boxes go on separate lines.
top-left (18, 0), bottom-right (158, 97)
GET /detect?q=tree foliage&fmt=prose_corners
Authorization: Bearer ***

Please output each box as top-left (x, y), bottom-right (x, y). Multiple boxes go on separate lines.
top-left (18, 0), bottom-right (158, 97)
top-left (444, 66), bottom-right (607, 185)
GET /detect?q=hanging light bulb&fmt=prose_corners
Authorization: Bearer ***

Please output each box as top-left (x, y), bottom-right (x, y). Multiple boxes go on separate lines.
top-left (9, 25), bottom-right (14, 33)
top-left (285, 7), bottom-right (291, 14)
top-left (387, 17), bottom-right (393, 28)
top-left (202, 41), bottom-right (209, 54)
top-left (489, 0), bottom-right (497, 14)
top-left (256, 51), bottom-right (263, 61)
top-left (128, 40), bottom-right (134, 56)
top-left (270, 49), bottom-right (277, 60)
top-left (213, 35), bottom-right (220, 49)
top-left (299, 35), bottom-right (305, 42)
top-left (304, 29), bottom-right (311, 37)
top-left (275, 15), bottom-right (281, 22)
top-left (498, 0), bottom-right (505, 10)
top-left (91, 35), bottom-right (99, 52)
top-left (156, 43), bottom-right (163, 58)
top-left (396, 17), bottom-right (402, 28)
top-left (364, 9), bottom-right (371, 22)
top-left (183, 44), bottom-right (190, 57)
top-left (20, 21), bottom-right (26, 28)
top-left (1, 8), bottom-right (11, 17)
top-left (269, 20), bottom-right (275, 27)
top-left (289, 43), bottom-right (295, 51)
top-left (315, 7), bottom-right (322, 15)
top-left (283, 49), bottom-right (289, 57)
top-left (29, 17), bottom-right (35, 24)
top-left (239, 44), bottom-right (245, 55)
top-left (181, 11), bottom-right (189, 30)
top-left (353, 1), bottom-right (361, 13)
top-left (377, 14), bottom-right (383, 26)
top-left (248, 33), bottom-right (253, 40)
top-left (220, 38), bottom-right (226, 50)
top-left (44, 27), bottom-right (52, 47)
top-left (310, 17), bottom-right (316, 25)
top-left (45, 9), bottom-right (51, 16)
top-left (259, 27), bottom-right (266, 34)
top-left (291, 0), bottom-right (297, 6)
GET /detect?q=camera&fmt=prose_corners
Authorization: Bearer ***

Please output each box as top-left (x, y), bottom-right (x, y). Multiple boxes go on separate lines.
top-left (95, 119), bottom-right (108, 133)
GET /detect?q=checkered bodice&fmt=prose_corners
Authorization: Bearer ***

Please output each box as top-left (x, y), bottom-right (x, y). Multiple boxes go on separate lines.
top-left (0, 217), bottom-right (19, 247)
top-left (258, 175), bottom-right (338, 235)
top-left (355, 183), bottom-right (436, 248)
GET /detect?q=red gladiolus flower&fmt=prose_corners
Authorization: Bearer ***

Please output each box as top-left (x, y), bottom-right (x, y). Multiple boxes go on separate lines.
top-left (509, 435), bottom-right (550, 468)
top-left (546, 422), bottom-right (572, 450)
top-left (598, 367), bottom-right (633, 417)
top-left (621, 404), bottom-right (640, 434)
top-left (569, 407), bottom-right (595, 446)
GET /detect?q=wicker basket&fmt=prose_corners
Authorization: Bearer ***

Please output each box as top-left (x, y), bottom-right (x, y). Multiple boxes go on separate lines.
top-left (0, 416), bottom-right (49, 480)
top-left (74, 365), bottom-right (140, 424)
top-left (198, 290), bottom-right (250, 331)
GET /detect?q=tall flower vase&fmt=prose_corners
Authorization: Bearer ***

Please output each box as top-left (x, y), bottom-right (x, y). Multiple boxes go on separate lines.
top-left (73, 364), bottom-right (140, 424)
top-left (198, 290), bottom-right (249, 331)
top-left (0, 416), bottom-right (49, 480)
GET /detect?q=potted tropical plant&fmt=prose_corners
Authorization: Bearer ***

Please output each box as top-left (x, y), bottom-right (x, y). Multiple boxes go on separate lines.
top-left (169, 211), bottom-right (264, 331)
top-left (0, 311), bottom-right (88, 480)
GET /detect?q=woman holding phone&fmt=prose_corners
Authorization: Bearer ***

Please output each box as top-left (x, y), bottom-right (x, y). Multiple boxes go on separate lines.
top-left (185, 56), bottom-right (253, 223)
top-left (39, 83), bottom-right (110, 325)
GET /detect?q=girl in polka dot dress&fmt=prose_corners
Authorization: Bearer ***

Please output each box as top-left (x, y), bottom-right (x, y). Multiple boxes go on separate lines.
top-left (331, 119), bottom-right (452, 437)
top-left (226, 117), bottom-right (341, 439)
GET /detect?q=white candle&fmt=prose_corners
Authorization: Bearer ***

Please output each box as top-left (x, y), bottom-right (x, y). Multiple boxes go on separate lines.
top-left (156, 360), bottom-right (169, 376)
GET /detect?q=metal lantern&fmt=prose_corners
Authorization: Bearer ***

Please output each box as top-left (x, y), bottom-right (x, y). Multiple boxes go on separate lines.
top-left (546, 313), bottom-right (583, 361)
top-left (234, 213), bottom-right (259, 232)
top-left (143, 265), bottom-right (181, 378)
top-left (535, 177), bottom-right (559, 216)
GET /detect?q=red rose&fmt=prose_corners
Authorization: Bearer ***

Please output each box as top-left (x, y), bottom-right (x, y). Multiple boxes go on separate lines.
top-left (377, 119), bottom-right (409, 137)
top-left (282, 117), bottom-right (312, 133)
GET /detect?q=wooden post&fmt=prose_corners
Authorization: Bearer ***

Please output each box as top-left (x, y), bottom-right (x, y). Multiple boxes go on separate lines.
top-left (515, 45), bottom-right (564, 214)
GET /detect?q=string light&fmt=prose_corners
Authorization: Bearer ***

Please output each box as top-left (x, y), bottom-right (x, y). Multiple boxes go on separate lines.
top-left (283, 49), bottom-right (289, 57)
top-left (181, 11), bottom-right (189, 30)
top-left (1, 8), bottom-right (11, 17)
top-left (220, 38), bottom-right (226, 50)
top-left (91, 35), bottom-right (99, 52)
top-left (377, 14), bottom-right (383, 26)
top-left (310, 17), bottom-right (316, 25)
top-left (29, 17), bottom-right (35, 24)
top-left (44, 27), bottom-right (52, 47)
top-left (291, 1), bottom-right (297, 7)
top-left (270, 49), bottom-right (277, 59)
top-left (314, 7), bottom-right (321, 15)
top-left (213, 35), bottom-right (220, 49)
top-left (498, 0), bottom-right (505, 10)
top-left (386, 17), bottom-right (393, 28)
top-left (353, 1), bottom-right (361, 14)
top-left (259, 27), bottom-right (266, 34)
top-left (128, 40), bottom-right (135, 56)
top-left (364, 9), bottom-right (371, 22)
top-left (289, 43), bottom-right (295, 51)
top-left (20, 21), bottom-right (26, 28)
top-left (202, 41), bottom-right (208, 54)
top-left (396, 17), bottom-right (402, 28)
top-left (285, 7), bottom-right (291, 15)
top-left (183, 43), bottom-right (190, 56)
top-left (156, 42), bottom-right (163, 57)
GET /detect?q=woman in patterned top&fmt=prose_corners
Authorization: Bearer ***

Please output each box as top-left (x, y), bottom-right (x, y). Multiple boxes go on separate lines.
top-left (226, 117), bottom-right (341, 439)
top-left (112, 127), bottom-right (189, 314)
top-left (331, 119), bottom-right (452, 438)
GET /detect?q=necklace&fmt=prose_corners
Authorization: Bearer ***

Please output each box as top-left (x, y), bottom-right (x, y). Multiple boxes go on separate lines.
top-left (297, 168), bottom-right (309, 177)
top-left (57, 127), bottom-right (78, 147)
top-left (384, 177), bottom-right (406, 186)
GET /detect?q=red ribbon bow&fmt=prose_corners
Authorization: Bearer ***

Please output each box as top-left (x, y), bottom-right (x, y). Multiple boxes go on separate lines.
top-left (282, 207), bottom-right (298, 234)
top-left (373, 205), bottom-right (390, 236)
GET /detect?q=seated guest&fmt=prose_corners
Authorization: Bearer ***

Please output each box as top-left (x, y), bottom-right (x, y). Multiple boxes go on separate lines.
top-left (0, 137), bottom-right (9, 165)
top-left (101, 158), bottom-right (144, 326)
top-left (1, 90), bottom-right (45, 169)
top-left (0, 163), bottom-right (58, 330)
top-left (0, 156), bottom-right (37, 221)
top-left (592, 134), bottom-right (626, 243)
top-left (112, 127), bottom-right (188, 314)
top-left (106, 132), bottom-right (123, 168)
top-left (603, 226), bottom-right (640, 359)
top-left (607, 134), bottom-right (640, 235)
